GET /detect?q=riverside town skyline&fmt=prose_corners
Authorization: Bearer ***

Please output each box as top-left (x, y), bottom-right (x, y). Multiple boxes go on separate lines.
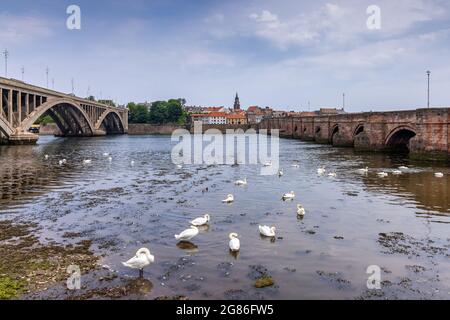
top-left (2, 1), bottom-right (450, 111)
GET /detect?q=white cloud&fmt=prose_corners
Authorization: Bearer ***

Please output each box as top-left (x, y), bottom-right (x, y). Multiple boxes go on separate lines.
top-left (0, 13), bottom-right (53, 45)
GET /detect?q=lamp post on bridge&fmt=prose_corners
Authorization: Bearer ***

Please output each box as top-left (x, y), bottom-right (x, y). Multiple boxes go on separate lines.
top-left (427, 71), bottom-right (431, 108)
top-left (2, 49), bottom-right (9, 78)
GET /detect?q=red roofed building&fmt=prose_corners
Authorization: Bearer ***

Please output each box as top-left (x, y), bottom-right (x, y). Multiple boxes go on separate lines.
top-left (191, 112), bottom-right (228, 124)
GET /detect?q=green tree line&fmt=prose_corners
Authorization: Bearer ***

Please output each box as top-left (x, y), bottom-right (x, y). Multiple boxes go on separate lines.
top-left (128, 99), bottom-right (187, 124)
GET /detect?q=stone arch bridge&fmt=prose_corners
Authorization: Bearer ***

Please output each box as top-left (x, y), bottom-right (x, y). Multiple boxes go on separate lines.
top-left (0, 77), bottom-right (128, 144)
top-left (259, 108), bottom-right (450, 160)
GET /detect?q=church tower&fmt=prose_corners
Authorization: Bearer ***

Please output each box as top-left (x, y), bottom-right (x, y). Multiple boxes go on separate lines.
top-left (233, 92), bottom-right (241, 111)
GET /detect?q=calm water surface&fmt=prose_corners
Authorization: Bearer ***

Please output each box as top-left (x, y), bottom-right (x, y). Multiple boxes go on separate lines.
top-left (0, 135), bottom-right (449, 299)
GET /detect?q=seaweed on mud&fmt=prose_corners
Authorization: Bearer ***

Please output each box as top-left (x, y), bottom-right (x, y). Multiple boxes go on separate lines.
top-left (0, 220), bottom-right (98, 299)
top-left (378, 232), bottom-right (448, 257)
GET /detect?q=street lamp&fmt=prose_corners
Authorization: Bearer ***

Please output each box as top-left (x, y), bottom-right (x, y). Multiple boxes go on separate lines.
top-left (427, 71), bottom-right (431, 108)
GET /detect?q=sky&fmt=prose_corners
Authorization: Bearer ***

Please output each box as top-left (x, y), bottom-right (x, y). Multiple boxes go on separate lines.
top-left (1, 0), bottom-right (450, 112)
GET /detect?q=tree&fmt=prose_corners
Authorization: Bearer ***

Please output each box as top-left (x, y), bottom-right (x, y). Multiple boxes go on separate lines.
top-left (128, 102), bottom-right (149, 123)
top-left (149, 101), bottom-right (168, 124)
top-left (166, 99), bottom-right (184, 123)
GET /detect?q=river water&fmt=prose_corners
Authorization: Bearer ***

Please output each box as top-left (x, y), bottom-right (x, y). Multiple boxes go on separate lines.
top-left (0, 135), bottom-right (449, 299)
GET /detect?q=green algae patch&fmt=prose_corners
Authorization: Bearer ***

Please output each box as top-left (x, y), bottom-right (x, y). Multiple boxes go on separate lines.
top-left (254, 276), bottom-right (275, 288)
top-left (0, 220), bottom-right (98, 299)
top-left (0, 277), bottom-right (26, 300)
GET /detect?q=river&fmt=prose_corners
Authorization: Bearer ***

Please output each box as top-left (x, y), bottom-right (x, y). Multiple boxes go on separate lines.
top-left (0, 135), bottom-right (449, 299)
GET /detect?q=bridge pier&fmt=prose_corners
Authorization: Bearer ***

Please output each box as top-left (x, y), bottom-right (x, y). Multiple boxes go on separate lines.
top-left (8, 132), bottom-right (39, 145)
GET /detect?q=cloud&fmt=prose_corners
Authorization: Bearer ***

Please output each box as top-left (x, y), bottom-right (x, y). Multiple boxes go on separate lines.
top-left (0, 13), bottom-right (53, 45)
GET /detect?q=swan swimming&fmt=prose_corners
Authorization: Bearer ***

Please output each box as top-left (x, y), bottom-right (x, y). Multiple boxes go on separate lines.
top-left (235, 178), bottom-right (247, 186)
top-left (357, 167), bottom-right (369, 174)
top-left (229, 233), bottom-right (240, 252)
top-left (175, 226), bottom-right (199, 241)
top-left (108, 156), bottom-right (112, 162)
top-left (278, 169), bottom-right (284, 177)
top-left (222, 194), bottom-right (234, 203)
top-left (58, 160), bottom-right (64, 166)
top-left (328, 172), bottom-right (337, 177)
top-left (282, 191), bottom-right (295, 200)
top-left (44, 155), bottom-right (49, 160)
top-left (297, 204), bottom-right (306, 216)
top-left (435, 172), bottom-right (444, 178)
top-left (131, 160), bottom-right (135, 166)
top-left (259, 225), bottom-right (276, 237)
top-left (377, 172), bottom-right (388, 178)
top-left (190, 214), bottom-right (210, 226)
top-left (103, 153), bottom-right (109, 157)
top-left (83, 159), bottom-right (92, 164)
top-left (176, 164), bottom-right (183, 169)
top-left (317, 167), bottom-right (326, 175)
top-left (122, 248), bottom-right (155, 277)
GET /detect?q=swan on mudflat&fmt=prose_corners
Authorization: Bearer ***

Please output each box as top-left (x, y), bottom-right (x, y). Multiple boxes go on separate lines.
top-left (122, 248), bottom-right (155, 277)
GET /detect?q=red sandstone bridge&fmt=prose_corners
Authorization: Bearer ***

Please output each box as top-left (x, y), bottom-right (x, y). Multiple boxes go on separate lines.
top-left (259, 108), bottom-right (450, 160)
top-left (0, 77), bottom-right (128, 144)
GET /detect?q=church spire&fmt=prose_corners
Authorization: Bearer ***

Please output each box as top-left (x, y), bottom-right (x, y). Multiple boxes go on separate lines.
top-left (233, 92), bottom-right (241, 110)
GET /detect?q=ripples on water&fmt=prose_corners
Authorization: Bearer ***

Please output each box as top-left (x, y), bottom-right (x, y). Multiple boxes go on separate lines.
top-left (0, 135), bottom-right (449, 299)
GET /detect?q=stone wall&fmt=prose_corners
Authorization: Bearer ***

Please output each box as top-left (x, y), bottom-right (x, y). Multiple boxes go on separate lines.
top-left (128, 123), bottom-right (186, 135)
top-left (189, 123), bottom-right (258, 134)
top-left (39, 123), bottom-right (61, 135)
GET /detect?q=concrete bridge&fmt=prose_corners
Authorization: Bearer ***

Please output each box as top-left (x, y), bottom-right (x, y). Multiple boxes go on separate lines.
top-left (0, 77), bottom-right (128, 144)
top-left (259, 108), bottom-right (450, 160)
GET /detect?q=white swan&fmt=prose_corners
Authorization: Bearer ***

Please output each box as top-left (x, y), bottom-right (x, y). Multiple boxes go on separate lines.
top-left (58, 160), bottom-right (64, 166)
top-left (83, 159), bottom-right (92, 164)
top-left (282, 191), bottom-right (295, 200)
top-left (392, 170), bottom-right (402, 175)
top-left (44, 154), bottom-right (49, 160)
top-left (175, 226), bottom-right (199, 241)
top-left (317, 167), bottom-right (326, 175)
top-left (190, 214), bottom-right (210, 226)
top-left (222, 194), bottom-right (234, 203)
top-left (259, 225), bottom-right (276, 237)
top-left (108, 156), bottom-right (112, 162)
top-left (399, 166), bottom-right (408, 170)
top-left (435, 172), bottom-right (444, 178)
top-left (357, 167), bottom-right (369, 173)
top-left (235, 178), bottom-right (247, 186)
top-left (176, 164), bottom-right (183, 169)
top-left (278, 169), bottom-right (284, 177)
top-left (103, 152), bottom-right (109, 157)
top-left (131, 160), bottom-right (135, 166)
top-left (122, 248), bottom-right (155, 277)
top-left (263, 161), bottom-right (272, 167)
top-left (328, 172), bottom-right (337, 177)
top-left (377, 172), bottom-right (388, 178)
top-left (297, 204), bottom-right (306, 216)
top-left (229, 233), bottom-right (240, 252)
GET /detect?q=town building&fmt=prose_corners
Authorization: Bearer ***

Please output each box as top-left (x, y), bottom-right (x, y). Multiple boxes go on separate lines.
top-left (191, 112), bottom-right (227, 124)
top-left (227, 112), bottom-right (248, 125)
top-left (247, 106), bottom-right (265, 124)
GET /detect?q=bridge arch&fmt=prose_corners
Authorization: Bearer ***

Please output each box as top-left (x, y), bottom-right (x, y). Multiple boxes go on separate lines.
top-left (330, 124), bottom-right (339, 144)
top-left (20, 99), bottom-right (94, 136)
top-left (95, 110), bottom-right (125, 134)
top-left (353, 124), bottom-right (365, 137)
top-left (385, 126), bottom-right (417, 153)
